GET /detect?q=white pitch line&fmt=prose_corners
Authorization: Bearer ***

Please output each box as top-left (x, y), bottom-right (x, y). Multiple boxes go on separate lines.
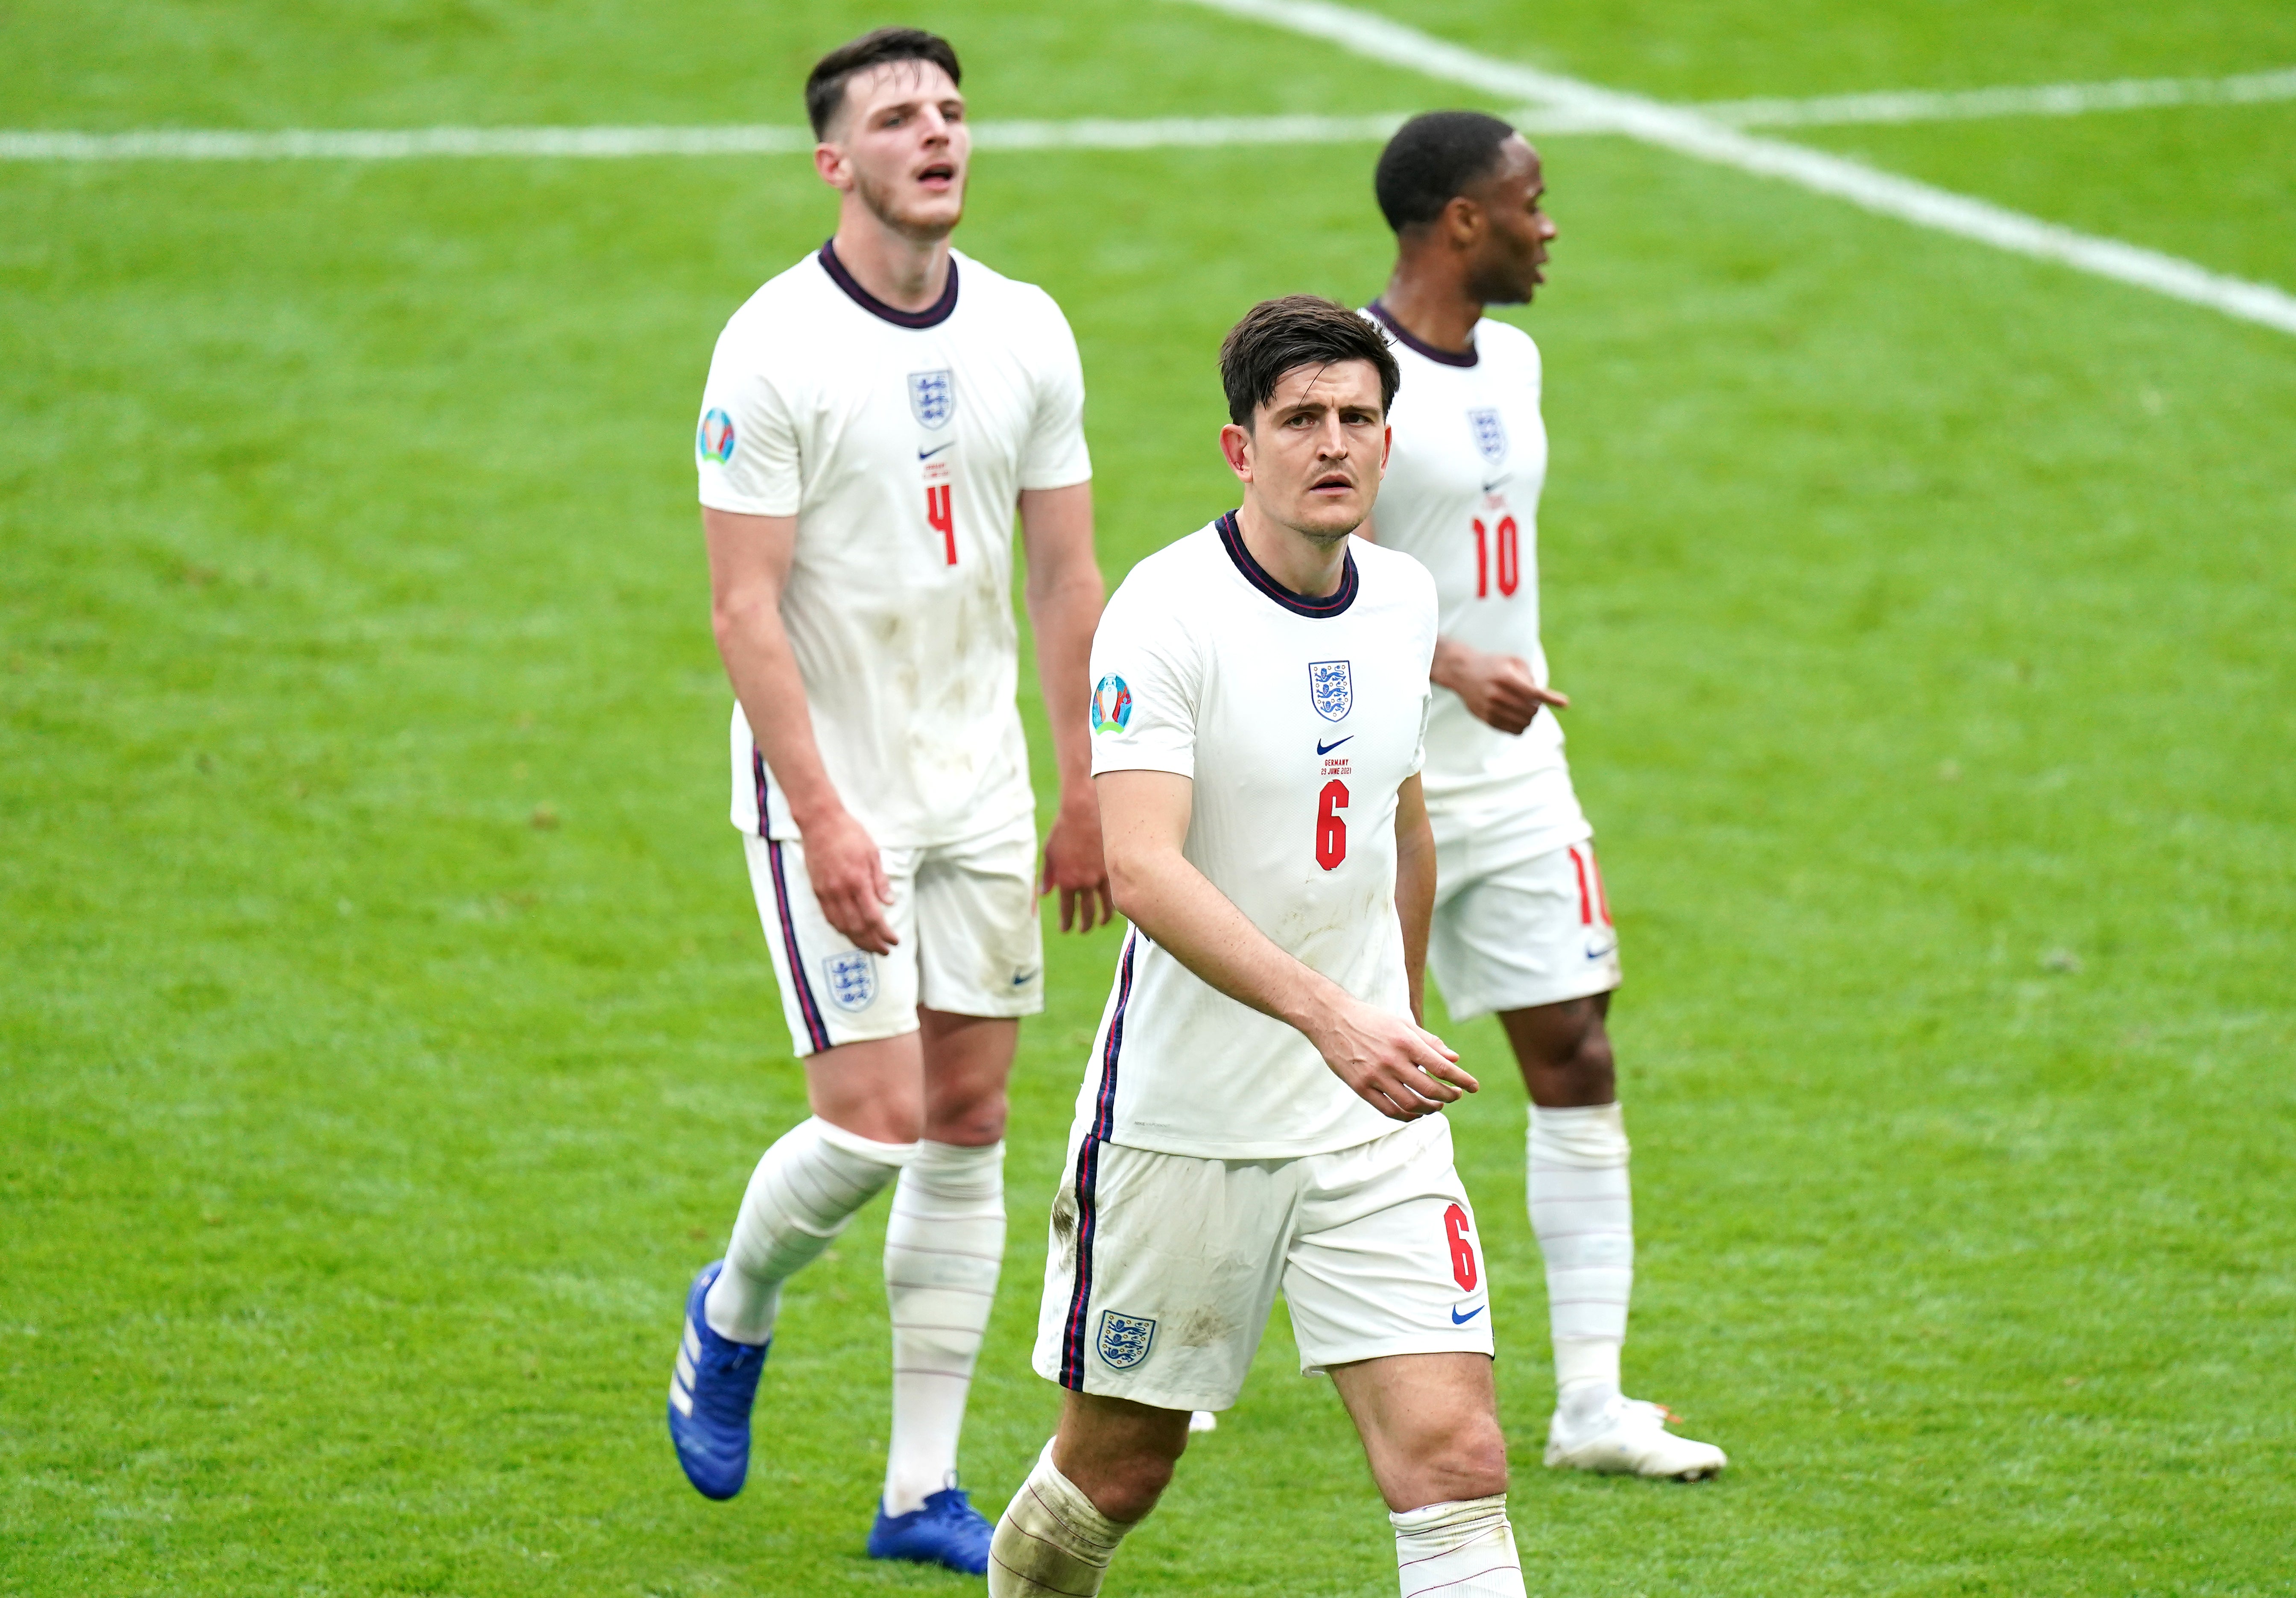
top-left (4, 65), bottom-right (2293, 164)
top-left (1700, 65), bottom-right (2296, 129)
top-left (1179, 0), bottom-right (2296, 338)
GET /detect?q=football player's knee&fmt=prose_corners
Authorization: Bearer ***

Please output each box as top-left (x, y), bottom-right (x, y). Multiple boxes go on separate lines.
top-left (1083, 1443), bottom-right (1180, 1524)
top-left (1428, 1420), bottom-right (1510, 1502)
top-left (1568, 1017), bottom-right (1615, 1080)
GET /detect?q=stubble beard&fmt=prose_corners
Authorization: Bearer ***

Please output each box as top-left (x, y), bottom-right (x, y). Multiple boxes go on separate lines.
top-left (854, 164), bottom-right (965, 244)
top-left (1278, 491), bottom-right (1367, 549)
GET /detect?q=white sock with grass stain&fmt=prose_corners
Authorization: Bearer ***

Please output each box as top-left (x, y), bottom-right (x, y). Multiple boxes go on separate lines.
top-left (988, 1440), bottom-right (1135, 1597)
top-left (1391, 1495), bottom-right (1525, 1596)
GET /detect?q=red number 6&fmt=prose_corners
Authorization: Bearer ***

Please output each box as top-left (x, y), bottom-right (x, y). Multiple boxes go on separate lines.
top-left (1315, 779), bottom-right (1348, 871)
top-left (1444, 1203), bottom-right (1478, 1292)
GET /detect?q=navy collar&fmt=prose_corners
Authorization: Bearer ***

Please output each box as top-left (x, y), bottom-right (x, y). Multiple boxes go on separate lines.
top-left (1366, 299), bottom-right (1478, 368)
top-left (819, 240), bottom-right (959, 329)
top-left (1217, 512), bottom-right (1358, 618)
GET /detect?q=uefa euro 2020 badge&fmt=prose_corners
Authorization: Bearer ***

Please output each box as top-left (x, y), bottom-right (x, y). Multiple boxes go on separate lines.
top-left (822, 949), bottom-right (877, 1013)
top-left (1097, 1310), bottom-right (1156, 1370)
top-left (909, 369), bottom-right (955, 429)
top-left (698, 407), bottom-right (737, 464)
top-left (1092, 674), bottom-right (1132, 734)
top-left (1308, 659), bottom-right (1352, 722)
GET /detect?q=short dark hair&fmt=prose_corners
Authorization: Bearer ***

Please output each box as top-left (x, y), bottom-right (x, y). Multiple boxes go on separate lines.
top-left (1374, 110), bottom-right (1516, 232)
top-left (1218, 295), bottom-right (1401, 427)
top-left (804, 28), bottom-right (962, 138)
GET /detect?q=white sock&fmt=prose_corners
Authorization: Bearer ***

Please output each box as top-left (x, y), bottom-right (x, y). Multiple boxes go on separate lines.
top-left (703, 1116), bottom-right (916, 1345)
top-left (1391, 1495), bottom-right (1525, 1597)
top-left (882, 1139), bottom-right (1006, 1515)
top-left (988, 1440), bottom-right (1134, 1598)
top-left (1528, 1101), bottom-right (1633, 1424)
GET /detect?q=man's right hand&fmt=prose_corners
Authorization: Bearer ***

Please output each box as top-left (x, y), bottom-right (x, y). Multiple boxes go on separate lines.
top-left (798, 805), bottom-right (899, 954)
top-left (1434, 640), bottom-right (1568, 735)
top-left (1309, 996), bottom-right (1479, 1122)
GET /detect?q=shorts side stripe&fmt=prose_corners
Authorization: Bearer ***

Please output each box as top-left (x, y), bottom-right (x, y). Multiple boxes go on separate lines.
top-left (750, 748), bottom-right (771, 840)
top-left (1568, 845), bottom-right (1594, 927)
top-left (1585, 843), bottom-right (1613, 927)
top-left (1060, 930), bottom-right (1136, 1390)
top-left (754, 755), bottom-right (832, 1054)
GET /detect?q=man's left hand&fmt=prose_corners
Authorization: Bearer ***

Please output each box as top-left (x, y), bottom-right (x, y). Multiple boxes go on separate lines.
top-left (1041, 798), bottom-right (1116, 933)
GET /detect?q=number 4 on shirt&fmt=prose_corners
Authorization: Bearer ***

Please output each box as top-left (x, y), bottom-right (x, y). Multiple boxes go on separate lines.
top-left (925, 483), bottom-right (956, 565)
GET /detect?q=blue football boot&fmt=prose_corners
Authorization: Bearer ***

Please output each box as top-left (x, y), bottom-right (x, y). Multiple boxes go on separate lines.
top-left (667, 1261), bottom-right (769, 1500)
top-left (866, 1486), bottom-right (995, 1575)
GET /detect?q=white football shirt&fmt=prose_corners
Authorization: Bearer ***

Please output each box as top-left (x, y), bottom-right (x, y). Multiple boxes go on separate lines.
top-left (1362, 304), bottom-right (1590, 860)
top-left (1079, 515), bottom-right (1438, 1160)
top-left (698, 244), bottom-right (1092, 847)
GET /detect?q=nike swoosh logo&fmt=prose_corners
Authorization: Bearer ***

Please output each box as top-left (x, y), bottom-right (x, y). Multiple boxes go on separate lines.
top-left (1011, 969), bottom-right (1040, 986)
top-left (1451, 1304), bottom-right (1484, 1324)
top-left (1482, 480), bottom-right (1504, 492)
top-left (1316, 737), bottom-right (1352, 755)
top-left (918, 442), bottom-right (953, 460)
top-left (1586, 941), bottom-right (1618, 961)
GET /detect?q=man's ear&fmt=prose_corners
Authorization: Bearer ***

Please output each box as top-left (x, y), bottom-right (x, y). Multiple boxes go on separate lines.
top-left (1444, 192), bottom-right (1483, 249)
top-left (813, 141), bottom-right (848, 190)
top-left (1219, 420), bottom-right (1254, 483)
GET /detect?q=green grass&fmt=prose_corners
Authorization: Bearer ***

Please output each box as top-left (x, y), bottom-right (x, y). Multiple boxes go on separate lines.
top-left (4, 2), bottom-right (2293, 1593)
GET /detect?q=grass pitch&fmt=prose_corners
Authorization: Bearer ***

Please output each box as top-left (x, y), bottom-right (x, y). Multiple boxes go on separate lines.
top-left (4, 2), bottom-right (2294, 1593)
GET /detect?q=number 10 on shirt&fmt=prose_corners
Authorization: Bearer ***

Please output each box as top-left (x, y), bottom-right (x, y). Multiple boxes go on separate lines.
top-left (1471, 515), bottom-right (1519, 598)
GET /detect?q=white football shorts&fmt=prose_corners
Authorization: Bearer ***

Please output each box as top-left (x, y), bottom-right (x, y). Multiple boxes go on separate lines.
top-left (740, 810), bottom-right (1045, 1058)
top-left (1429, 837), bottom-right (1621, 1021)
top-left (1031, 1114), bottom-right (1495, 1414)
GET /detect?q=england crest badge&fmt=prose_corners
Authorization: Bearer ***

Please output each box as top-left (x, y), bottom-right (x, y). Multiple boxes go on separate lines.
top-left (822, 949), bottom-right (878, 1013)
top-left (1468, 407), bottom-right (1507, 467)
top-left (1307, 659), bottom-right (1353, 723)
top-left (909, 369), bottom-right (955, 429)
top-left (1097, 1310), bottom-right (1156, 1370)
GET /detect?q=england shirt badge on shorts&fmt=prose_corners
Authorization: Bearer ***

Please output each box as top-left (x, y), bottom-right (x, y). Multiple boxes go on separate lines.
top-left (1468, 406), bottom-right (1507, 465)
top-left (822, 949), bottom-right (878, 1012)
top-left (1097, 1310), bottom-right (1156, 1370)
top-left (1307, 660), bottom-right (1353, 722)
top-left (908, 369), bottom-right (955, 429)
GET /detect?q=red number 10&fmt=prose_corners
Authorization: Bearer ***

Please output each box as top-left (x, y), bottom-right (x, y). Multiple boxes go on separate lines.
top-left (926, 484), bottom-right (955, 565)
top-left (1470, 515), bottom-right (1519, 598)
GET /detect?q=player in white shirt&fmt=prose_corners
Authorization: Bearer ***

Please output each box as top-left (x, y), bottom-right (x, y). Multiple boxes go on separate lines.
top-left (667, 29), bottom-right (1113, 1575)
top-left (989, 298), bottom-right (1532, 1598)
top-left (1361, 112), bottom-right (1726, 1480)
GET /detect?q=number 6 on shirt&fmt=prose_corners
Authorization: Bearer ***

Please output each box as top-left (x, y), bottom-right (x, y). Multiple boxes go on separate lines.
top-left (1315, 779), bottom-right (1349, 871)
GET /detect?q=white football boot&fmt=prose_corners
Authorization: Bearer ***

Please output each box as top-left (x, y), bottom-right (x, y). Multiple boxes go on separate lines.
top-left (1544, 1395), bottom-right (1728, 1481)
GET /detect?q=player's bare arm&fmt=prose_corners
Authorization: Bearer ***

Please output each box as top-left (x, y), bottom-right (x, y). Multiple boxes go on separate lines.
top-left (1394, 772), bottom-right (1436, 1026)
top-left (1097, 767), bottom-right (1474, 1120)
top-left (703, 506), bottom-right (898, 954)
top-left (1433, 636), bottom-right (1567, 735)
top-left (1020, 482), bottom-right (1114, 932)
top-left (1356, 445), bottom-right (1566, 738)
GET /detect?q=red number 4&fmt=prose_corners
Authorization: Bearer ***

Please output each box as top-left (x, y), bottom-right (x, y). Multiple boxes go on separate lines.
top-left (926, 483), bottom-right (955, 565)
top-left (1445, 1203), bottom-right (1478, 1292)
top-left (1315, 779), bottom-right (1348, 871)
